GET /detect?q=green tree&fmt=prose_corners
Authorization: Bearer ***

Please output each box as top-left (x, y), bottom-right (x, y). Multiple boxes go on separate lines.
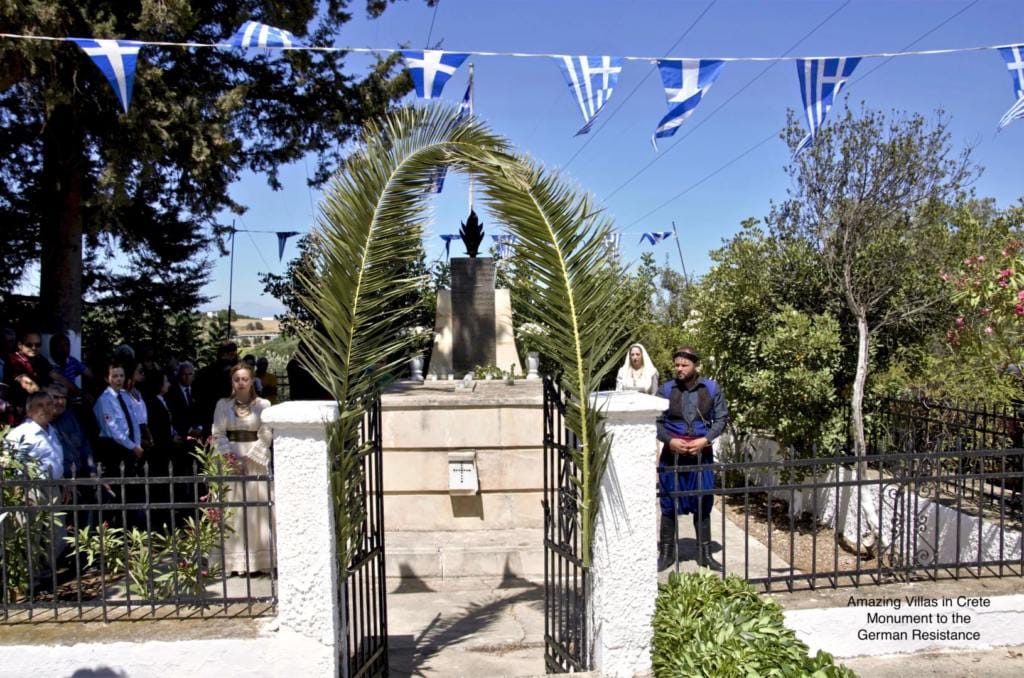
top-left (0, 1), bottom-right (427, 338)
top-left (692, 221), bottom-right (845, 454)
top-left (946, 201), bottom-right (1024, 386)
top-left (774, 105), bottom-right (973, 457)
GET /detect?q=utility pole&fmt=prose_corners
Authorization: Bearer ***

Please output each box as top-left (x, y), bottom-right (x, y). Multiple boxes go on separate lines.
top-left (468, 62), bottom-right (475, 213)
top-left (226, 221), bottom-right (236, 340)
top-left (671, 221), bottom-right (690, 289)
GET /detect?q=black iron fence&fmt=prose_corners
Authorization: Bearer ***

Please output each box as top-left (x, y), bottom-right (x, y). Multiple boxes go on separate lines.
top-left (0, 461), bottom-right (276, 623)
top-left (337, 394), bottom-right (388, 678)
top-left (658, 446), bottom-right (1023, 592)
top-left (542, 377), bottom-right (588, 673)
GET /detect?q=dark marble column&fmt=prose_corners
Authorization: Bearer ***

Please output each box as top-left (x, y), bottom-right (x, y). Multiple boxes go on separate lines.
top-left (450, 257), bottom-right (496, 374)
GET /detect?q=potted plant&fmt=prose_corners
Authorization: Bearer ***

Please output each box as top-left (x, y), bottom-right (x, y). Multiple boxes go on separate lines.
top-left (404, 326), bottom-right (432, 381)
top-left (516, 322), bottom-right (547, 380)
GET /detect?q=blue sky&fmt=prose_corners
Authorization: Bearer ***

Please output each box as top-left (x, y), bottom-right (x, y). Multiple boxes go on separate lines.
top-left (207, 0), bottom-right (1023, 316)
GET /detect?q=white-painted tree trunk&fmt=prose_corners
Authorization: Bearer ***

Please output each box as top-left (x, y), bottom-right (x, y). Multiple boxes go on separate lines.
top-left (851, 313), bottom-right (870, 474)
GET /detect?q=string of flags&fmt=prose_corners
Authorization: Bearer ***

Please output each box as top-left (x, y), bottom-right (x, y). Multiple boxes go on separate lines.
top-left (6, 21), bottom-right (1024, 151)
top-left (640, 231), bottom-right (673, 246)
top-left (435, 229), bottom-right (673, 258)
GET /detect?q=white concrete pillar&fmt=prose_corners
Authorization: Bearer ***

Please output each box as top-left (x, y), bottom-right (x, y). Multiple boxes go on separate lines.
top-left (588, 391), bottom-right (666, 677)
top-left (261, 401), bottom-right (341, 677)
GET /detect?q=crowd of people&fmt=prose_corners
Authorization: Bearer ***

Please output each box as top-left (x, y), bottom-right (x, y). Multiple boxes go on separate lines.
top-left (1, 328), bottom-right (281, 579)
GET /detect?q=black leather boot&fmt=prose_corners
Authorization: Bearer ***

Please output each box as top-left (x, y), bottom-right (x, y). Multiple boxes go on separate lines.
top-left (658, 514), bottom-right (676, 570)
top-left (694, 515), bottom-right (723, 572)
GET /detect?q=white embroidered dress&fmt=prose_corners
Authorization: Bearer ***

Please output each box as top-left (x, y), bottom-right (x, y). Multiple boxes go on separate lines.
top-left (211, 397), bottom-right (274, 573)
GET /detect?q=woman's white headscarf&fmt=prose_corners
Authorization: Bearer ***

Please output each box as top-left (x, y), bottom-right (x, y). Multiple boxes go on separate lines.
top-left (616, 343), bottom-right (659, 395)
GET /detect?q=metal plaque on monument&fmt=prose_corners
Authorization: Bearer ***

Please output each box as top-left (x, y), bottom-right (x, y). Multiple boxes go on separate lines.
top-left (450, 257), bottom-right (497, 373)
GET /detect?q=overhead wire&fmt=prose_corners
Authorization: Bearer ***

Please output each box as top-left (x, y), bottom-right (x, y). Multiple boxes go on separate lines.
top-left (602, 0), bottom-right (852, 204)
top-left (621, 0), bottom-right (983, 231)
top-left (560, 0), bottom-right (718, 172)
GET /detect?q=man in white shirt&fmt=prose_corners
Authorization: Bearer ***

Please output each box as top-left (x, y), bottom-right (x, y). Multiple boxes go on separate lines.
top-left (93, 361), bottom-right (149, 527)
top-left (4, 391), bottom-right (64, 480)
top-left (93, 361), bottom-right (144, 475)
top-left (4, 390), bottom-right (67, 587)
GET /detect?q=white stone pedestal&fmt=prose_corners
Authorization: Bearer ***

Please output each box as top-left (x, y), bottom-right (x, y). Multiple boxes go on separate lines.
top-left (588, 390), bottom-right (667, 677)
top-left (262, 401), bottom-right (342, 677)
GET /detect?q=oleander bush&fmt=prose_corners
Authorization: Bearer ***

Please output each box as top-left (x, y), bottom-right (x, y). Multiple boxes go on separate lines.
top-left (652, 571), bottom-right (855, 678)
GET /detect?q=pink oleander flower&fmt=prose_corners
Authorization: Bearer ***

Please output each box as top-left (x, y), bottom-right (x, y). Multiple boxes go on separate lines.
top-left (981, 308), bottom-right (992, 317)
top-left (199, 494), bottom-right (210, 503)
top-left (999, 279), bottom-right (1009, 288)
top-left (978, 255), bottom-right (987, 262)
top-left (1018, 290), bottom-right (1024, 301)
top-left (1016, 304), bottom-right (1024, 317)
top-left (955, 316), bottom-right (965, 328)
top-left (985, 326), bottom-right (994, 335)
top-left (940, 271), bottom-right (950, 281)
top-left (1000, 268), bottom-right (1014, 278)
top-left (205, 507), bottom-right (223, 524)
top-left (946, 330), bottom-right (960, 346)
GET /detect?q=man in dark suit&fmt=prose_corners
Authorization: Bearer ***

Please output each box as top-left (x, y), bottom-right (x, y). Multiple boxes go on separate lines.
top-left (165, 361), bottom-right (201, 440)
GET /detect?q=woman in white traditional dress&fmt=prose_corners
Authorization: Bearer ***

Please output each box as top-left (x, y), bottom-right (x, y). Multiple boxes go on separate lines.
top-left (615, 343), bottom-right (659, 395)
top-left (211, 363), bottom-right (274, 574)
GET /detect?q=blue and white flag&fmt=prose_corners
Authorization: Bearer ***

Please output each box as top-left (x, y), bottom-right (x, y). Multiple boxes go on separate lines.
top-left (429, 80), bottom-right (473, 193)
top-left (401, 50), bottom-right (469, 99)
top-left (276, 231), bottom-right (301, 261)
top-left (795, 57), bottom-right (861, 153)
top-left (493, 234), bottom-right (517, 259)
top-left (227, 21), bottom-right (302, 49)
top-left (557, 55), bottom-right (623, 135)
top-left (440, 234), bottom-right (461, 259)
top-left (70, 38), bottom-right (144, 113)
top-left (603, 232), bottom-right (621, 254)
top-left (640, 231), bottom-right (673, 246)
top-left (997, 44), bottom-right (1024, 129)
top-left (652, 59), bottom-right (724, 149)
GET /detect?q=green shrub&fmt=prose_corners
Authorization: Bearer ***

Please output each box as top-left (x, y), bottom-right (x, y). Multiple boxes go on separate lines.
top-left (652, 572), bottom-right (855, 678)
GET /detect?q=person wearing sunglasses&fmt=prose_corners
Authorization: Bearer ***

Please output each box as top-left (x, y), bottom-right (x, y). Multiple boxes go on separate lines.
top-left (5, 329), bottom-right (59, 419)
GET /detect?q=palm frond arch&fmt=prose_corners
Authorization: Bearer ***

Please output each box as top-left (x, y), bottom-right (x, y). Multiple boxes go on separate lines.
top-left (297, 105), bottom-right (630, 566)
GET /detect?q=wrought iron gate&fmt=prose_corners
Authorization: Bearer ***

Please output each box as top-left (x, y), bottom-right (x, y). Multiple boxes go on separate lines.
top-left (542, 377), bottom-right (589, 672)
top-left (337, 394), bottom-right (389, 677)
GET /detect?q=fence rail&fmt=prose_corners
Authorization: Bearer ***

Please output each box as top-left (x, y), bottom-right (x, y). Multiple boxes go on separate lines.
top-left (0, 463), bottom-right (276, 623)
top-left (658, 446), bottom-right (1024, 592)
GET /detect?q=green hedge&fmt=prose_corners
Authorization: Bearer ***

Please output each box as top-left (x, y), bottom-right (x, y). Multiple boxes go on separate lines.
top-left (652, 572), bottom-right (856, 678)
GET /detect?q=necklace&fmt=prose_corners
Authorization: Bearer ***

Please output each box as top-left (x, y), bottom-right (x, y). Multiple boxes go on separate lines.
top-left (233, 399), bottom-right (252, 418)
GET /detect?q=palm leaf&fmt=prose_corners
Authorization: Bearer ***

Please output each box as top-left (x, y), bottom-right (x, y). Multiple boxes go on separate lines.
top-left (295, 105), bottom-right (511, 568)
top-left (298, 104), bottom-right (631, 568)
top-left (473, 159), bottom-right (630, 565)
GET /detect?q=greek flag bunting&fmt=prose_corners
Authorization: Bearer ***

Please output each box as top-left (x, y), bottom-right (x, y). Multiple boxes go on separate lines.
top-left (227, 21), bottom-right (302, 49)
top-left (795, 57), bottom-right (861, 153)
top-left (640, 231), bottom-right (673, 246)
top-left (275, 231), bottom-right (301, 261)
top-left (557, 55), bottom-right (623, 135)
top-left (440, 234), bottom-right (461, 259)
top-left (70, 38), bottom-right (144, 113)
top-left (997, 44), bottom-right (1024, 129)
top-left (401, 50), bottom-right (469, 99)
top-left (429, 80), bottom-right (473, 193)
top-left (652, 59), bottom-right (725, 149)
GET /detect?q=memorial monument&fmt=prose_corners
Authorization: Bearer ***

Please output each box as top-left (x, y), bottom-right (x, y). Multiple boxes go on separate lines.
top-left (427, 210), bottom-right (522, 377)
